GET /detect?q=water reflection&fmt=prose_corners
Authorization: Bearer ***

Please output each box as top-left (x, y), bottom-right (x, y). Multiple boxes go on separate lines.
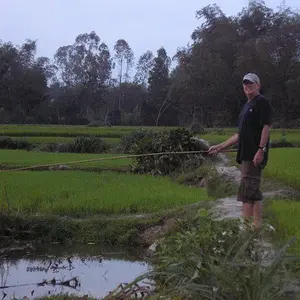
top-left (0, 244), bottom-right (150, 299)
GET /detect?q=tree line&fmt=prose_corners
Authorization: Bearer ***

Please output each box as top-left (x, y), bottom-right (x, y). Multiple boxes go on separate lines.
top-left (1, 1), bottom-right (300, 127)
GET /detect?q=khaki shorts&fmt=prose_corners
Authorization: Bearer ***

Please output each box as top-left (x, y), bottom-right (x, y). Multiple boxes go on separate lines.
top-left (237, 161), bottom-right (263, 203)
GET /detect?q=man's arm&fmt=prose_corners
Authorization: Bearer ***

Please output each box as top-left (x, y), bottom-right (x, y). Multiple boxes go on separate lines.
top-left (219, 133), bottom-right (239, 150)
top-left (208, 133), bottom-right (238, 154)
top-left (259, 125), bottom-right (271, 149)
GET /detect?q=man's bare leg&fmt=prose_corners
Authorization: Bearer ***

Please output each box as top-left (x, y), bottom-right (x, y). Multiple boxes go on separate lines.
top-left (253, 201), bottom-right (263, 229)
top-left (242, 202), bottom-right (253, 229)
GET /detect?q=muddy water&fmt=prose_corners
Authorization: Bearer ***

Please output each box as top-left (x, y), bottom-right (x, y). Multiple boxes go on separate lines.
top-left (0, 244), bottom-right (150, 299)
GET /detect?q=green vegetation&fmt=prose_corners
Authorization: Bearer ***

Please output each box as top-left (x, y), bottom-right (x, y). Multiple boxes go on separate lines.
top-left (0, 208), bottom-right (163, 247)
top-left (0, 149), bottom-right (131, 170)
top-left (13, 136), bottom-right (120, 145)
top-left (0, 124), bottom-right (176, 138)
top-left (264, 148), bottom-right (300, 190)
top-left (202, 129), bottom-right (300, 146)
top-left (2, 125), bottom-right (300, 148)
top-left (0, 170), bottom-right (211, 216)
top-left (136, 212), bottom-right (297, 300)
top-left (269, 199), bottom-right (300, 254)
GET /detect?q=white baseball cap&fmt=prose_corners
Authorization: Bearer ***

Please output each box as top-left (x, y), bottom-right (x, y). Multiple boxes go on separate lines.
top-left (243, 73), bottom-right (260, 84)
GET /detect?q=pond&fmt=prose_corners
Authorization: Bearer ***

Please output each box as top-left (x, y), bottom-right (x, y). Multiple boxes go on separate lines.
top-left (0, 244), bottom-right (151, 299)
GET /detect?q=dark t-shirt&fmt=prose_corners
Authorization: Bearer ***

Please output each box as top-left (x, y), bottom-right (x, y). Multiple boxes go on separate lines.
top-left (236, 94), bottom-right (273, 168)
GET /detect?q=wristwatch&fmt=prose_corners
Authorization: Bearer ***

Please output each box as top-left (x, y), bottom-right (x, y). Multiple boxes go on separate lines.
top-left (258, 146), bottom-right (267, 152)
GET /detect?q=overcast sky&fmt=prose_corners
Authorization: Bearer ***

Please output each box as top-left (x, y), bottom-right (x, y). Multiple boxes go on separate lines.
top-left (1, 0), bottom-right (300, 63)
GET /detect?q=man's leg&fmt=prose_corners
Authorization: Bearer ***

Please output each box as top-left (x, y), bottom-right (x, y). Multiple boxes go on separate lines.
top-left (242, 202), bottom-right (253, 219)
top-left (253, 201), bottom-right (263, 229)
top-left (238, 161), bottom-right (262, 228)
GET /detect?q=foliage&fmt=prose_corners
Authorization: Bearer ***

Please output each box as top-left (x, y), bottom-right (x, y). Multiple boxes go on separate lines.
top-left (119, 128), bottom-right (159, 153)
top-left (0, 136), bottom-right (30, 150)
top-left (2, 2), bottom-right (300, 126)
top-left (0, 209), bottom-right (162, 247)
top-left (69, 136), bottom-right (108, 153)
top-left (0, 170), bottom-right (212, 216)
top-left (131, 128), bottom-right (208, 175)
top-left (138, 213), bottom-right (298, 300)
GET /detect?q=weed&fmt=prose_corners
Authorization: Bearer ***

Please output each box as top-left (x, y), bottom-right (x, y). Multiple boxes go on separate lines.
top-left (135, 213), bottom-right (299, 300)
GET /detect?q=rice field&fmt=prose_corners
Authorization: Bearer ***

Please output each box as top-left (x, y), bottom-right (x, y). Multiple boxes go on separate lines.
top-left (13, 136), bottom-right (120, 145)
top-left (0, 171), bottom-right (211, 216)
top-left (201, 130), bottom-right (300, 145)
top-left (0, 124), bottom-right (176, 138)
top-left (0, 150), bottom-right (132, 170)
top-left (264, 148), bottom-right (300, 190)
top-left (269, 199), bottom-right (300, 254)
top-left (2, 125), bottom-right (300, 145)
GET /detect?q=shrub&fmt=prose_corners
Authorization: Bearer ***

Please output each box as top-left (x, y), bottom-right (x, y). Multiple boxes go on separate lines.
top-left (131, 128), bottom-right (208, 175)
top-left (0, 136), bottom-right (30, 150)
top-left (119, 128), bottom-right (159, 153)
top-left (69, 136), bottom-right (108, 153)
top-left (189, 122), bottom-right (206, 135)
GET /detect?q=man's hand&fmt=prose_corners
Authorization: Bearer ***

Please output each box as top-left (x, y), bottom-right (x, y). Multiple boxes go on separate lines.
top-left (208, 144), bottom-right (222, 155)
top-left (253, 149), bottom-right (264, 167)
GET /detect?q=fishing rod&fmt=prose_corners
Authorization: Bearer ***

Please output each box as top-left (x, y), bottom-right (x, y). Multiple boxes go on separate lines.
top-left (0, 149), bottom-right (237, 172)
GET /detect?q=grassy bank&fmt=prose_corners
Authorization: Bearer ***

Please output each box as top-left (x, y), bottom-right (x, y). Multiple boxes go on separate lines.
top-left (0, 210), bottom-right (162, 247)
top-left (0, 149), bottom-right (131, 170)
top-left (0, 170), bottom-right (211, 216)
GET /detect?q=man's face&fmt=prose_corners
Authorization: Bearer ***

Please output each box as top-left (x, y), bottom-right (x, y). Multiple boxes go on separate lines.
top-left (243, 80), bottom-right (260, 96)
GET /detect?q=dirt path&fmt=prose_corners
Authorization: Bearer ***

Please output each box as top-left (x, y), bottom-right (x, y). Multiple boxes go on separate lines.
top-left (212, 153), bottom-right (300, 295)
top-left (212, 153), bottom-right (300, 221)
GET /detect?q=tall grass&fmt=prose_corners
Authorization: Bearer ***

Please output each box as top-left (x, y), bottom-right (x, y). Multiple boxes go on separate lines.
top-left (134, 214), bottom-right (298, 300)
top-left (0, 149), bottom-right (131, 170)
top-left (0, 171), bottom-right (212, 216)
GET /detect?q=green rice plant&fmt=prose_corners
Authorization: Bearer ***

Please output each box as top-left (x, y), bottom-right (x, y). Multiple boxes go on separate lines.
top-left (13, 136), bottom-right (121, 145)
top-left (268, 199), bottom-right (300, 254)
top-left (199, 129), bottom-right (300, 146)
top-left (0, 125), bottom-right (177, 138)
top-left (0, 149), bottom-right (131, 170)
top-left (0, 171), bottom-right (212, 216)
top-left (264, 148), bottom-right (300, 190)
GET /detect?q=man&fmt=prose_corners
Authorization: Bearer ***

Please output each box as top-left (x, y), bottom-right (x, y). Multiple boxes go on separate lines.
top-left (208, 73), bottom-right (273, 229)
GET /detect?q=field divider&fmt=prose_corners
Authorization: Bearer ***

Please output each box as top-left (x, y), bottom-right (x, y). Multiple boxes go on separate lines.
top-left (0, 149), bottom-right (237, 172)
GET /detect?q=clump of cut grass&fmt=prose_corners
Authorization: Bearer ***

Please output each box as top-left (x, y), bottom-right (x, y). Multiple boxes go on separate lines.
top-left (0, 171), bottom-right (212, 216)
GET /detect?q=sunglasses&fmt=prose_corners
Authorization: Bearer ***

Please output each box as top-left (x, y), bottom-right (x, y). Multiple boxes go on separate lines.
top-left (243, 80), bottom-right (255, 85)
